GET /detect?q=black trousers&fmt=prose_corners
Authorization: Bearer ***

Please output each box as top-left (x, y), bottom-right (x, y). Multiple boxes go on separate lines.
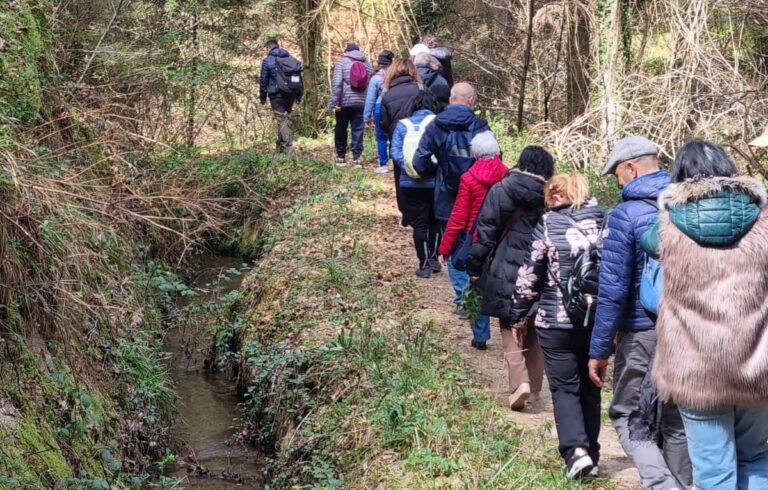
top-left (400, 187), bottom-right (441, 268)
top-left (537, 328), bottom-right (602, 463)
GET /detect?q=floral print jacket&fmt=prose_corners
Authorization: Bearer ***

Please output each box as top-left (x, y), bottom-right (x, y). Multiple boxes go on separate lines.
top-left (509, 199), bottom-right (605, 329)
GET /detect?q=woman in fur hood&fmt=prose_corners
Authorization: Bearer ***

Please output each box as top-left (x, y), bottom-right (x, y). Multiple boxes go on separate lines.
top-left (641, 140), bottom-right (768, 490)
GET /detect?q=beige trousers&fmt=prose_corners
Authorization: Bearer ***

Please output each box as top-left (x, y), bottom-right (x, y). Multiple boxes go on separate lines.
top-left (500, 318), bottom-right (544, 394)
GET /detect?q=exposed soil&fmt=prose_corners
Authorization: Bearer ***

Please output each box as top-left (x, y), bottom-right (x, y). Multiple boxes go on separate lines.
top-left (367, 169), bottom-right (642, 489)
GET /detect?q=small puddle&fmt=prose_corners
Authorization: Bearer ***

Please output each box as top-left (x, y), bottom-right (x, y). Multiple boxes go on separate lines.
top-left (165, 255), bottom-right (263, 488)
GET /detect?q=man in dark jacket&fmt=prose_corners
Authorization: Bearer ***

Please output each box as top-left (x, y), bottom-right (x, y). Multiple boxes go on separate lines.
top-left (422, 35), bottom-right (453, 87)
top-left (412, 82), bottom-right (489, 223)
top-left (328, 43), bottom-right (373, 167)
top-left (588, 136), bottom-right (692, 490)
top-left (413, 53), bottom-right (450, 111)
top-left (260, 40), bottom-right (302, 153)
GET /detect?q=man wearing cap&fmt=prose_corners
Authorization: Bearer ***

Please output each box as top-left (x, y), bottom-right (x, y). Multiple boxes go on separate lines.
top-left (364, 50), bottom-right (394, 173)
top-left (328, 43), bottom-right (373, 167)
top-left (588, 136), bottom-right (692, 489)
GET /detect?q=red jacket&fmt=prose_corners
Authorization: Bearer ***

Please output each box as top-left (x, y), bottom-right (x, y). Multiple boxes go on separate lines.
top-left (439, 155), bottom-right (509, 257)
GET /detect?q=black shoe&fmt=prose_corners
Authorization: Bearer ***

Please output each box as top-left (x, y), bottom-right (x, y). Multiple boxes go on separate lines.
top-left (565, 448), bottom-right (594, 479)
top-left (429, 258), bottom-right (442, 273)
top-left (471, 340), bottom-right (487, 350)
top-left (452, 307), bottom-right (469, 320)
top-left (415, 266), bottom-right (432, 279)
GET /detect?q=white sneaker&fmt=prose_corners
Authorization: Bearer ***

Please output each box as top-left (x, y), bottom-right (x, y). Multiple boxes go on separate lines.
top-left (566, 448), bottom-right (594, 479)
top-left (335, 157), bottom-right (348, 168)
top-left (353, 160), bottom-right (362, 168)
top-left (588, 465), bottom-right (599, 477)
top-left (374, 166), bottom-right (389, 174)
top-left (509, 382), bottom-right (531, 411)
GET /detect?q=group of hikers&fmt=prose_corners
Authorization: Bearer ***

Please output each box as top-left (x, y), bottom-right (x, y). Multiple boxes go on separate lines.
top-left (259, 38), bottom-right (768, 488)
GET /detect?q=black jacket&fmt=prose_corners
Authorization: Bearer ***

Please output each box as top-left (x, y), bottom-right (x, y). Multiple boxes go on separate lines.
top-left (508, 201), bottom-right (605, 328)
top-left (380, 76), bottom-right (420, 139)
top-left (466, 170), bottom-right (546, 319)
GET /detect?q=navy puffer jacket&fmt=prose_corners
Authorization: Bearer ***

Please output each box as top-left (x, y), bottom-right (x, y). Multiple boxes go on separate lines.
top-left (589, 170), bottom-right (670, 360)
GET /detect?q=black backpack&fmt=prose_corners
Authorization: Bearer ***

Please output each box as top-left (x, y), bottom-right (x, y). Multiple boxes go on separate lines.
top-left (272, 56), bottom-right (303, 96)
top-left (549, 213), bottom-right (607, 328)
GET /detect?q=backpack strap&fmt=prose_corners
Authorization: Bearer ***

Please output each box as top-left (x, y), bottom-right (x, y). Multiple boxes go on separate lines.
top-left (401, 118), bottom-right (416, 132)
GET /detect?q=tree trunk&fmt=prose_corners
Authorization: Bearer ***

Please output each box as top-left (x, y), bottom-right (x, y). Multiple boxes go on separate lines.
top-left (599, 0), bottom-right (626, 142)
top-left (186, 9), bottom-right (199, 147)
top-left (297, 0), bottom-right (325, 137)
top-left (565, 1), bottom-right (591, 121)
top-left (516, 0), bottom-right (535, 131)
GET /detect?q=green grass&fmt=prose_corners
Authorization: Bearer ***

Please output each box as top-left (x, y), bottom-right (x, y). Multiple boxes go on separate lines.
top-left (231, 157), bottom-right (612, 489)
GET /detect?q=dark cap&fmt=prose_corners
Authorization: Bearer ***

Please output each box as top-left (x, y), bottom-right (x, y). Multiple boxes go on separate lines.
top-left (345, 43), bottom-right (360, 53)
top-left (602, 136), bottom-right (658, 175)
top-left (377, 50), bottom-right (394, 67)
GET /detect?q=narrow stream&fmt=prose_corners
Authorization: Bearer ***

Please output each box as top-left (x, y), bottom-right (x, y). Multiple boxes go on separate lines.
top-left (166, 255), bottom-right (264, 488)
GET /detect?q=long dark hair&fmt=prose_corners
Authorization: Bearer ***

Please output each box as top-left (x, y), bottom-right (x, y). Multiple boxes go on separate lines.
top-left (671, 140), bottom-right (737, 183)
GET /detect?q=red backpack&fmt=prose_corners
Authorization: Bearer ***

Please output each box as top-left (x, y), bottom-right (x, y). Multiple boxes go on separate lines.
top-left (349, 60), bottom-right (369, 91)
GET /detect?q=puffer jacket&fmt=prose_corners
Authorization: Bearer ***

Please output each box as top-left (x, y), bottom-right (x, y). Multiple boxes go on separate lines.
top-left (438, 155), bottom-right (508, 257)
top-left (328, 51), bottom-right (373, 110)
top-left (417, 65), bottom-right (450, 110)
top-left (430, 46), bottom-right (453, 86)
top-left (411, 104), bottom-right (491, 221)
top-left (390, 109), bottom-right (436, 189)
top-left (363, 69), bottom-right (386, 123)
top-left (640, 176), bottom-right (768, 408)
top-left (260, 48), bottom-right (299, 101)
top-left (509, 201), bottom-right (605, 329)
top-left (466, 170), bottom-right (546, 319)
top-left (589, 169), bottom-right (670, 360)
top-left (379, 76), bottom-right (420, 139)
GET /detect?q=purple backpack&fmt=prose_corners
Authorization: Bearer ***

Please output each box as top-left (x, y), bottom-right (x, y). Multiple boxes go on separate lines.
top-left (349, 61), bottom-right (369, 91)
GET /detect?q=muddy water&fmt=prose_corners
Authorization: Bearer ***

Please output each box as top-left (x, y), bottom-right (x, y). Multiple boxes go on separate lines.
top-left (166, 255), bottom-right (263, 488)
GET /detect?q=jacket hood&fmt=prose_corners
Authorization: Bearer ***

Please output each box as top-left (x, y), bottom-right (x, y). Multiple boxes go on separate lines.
top-left (409, 109), bottom-right (435, 122)
top-left (467, 156), bottom-right (508, 187)
top-left (499, 169), bottom-right (546, 209)
top-left (269, 48), bottom-right (290, 58)
top-left (430, 46), bottom-right (452, 60)
top-left (390, 75), bottom-right (415, 87)
top-left (660, 176), bottom-right (766, 246)
top-left (435, 104), bottom-right (483, 131)
top-left (418, 66), bottom-right (439, 85)
top-left (621, 169), bottom-right (670, 202)
top-left (345, 50), bottom-right (367, 62)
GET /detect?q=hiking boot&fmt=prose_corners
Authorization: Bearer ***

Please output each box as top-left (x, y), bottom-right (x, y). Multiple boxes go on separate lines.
top-left (509, 382), bottom-right (531, 411)
top-left (565, 448), bottom-right (594, 479)
top-left (452, 306), bottom-right (469, 320)
top-left (353, 159), bottom-right (362, 168)
top-left (335, 157), bottom-right (348, 167)
top-left (471, 340), bottom-right (487, 350)
top-left (415, 266), bottom-right (432, 279)
top-left (588, 465), bottom-right (599, 477)
top-left (399, 215), bottom-right (409, 228)
top-left (374, 166), bottom-right (389, 174)
top-left (429, 258), bottom-right (442, 273)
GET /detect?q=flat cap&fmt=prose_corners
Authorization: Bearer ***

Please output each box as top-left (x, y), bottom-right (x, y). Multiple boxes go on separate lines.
top-left (602, 135), bottom-right (658, 175)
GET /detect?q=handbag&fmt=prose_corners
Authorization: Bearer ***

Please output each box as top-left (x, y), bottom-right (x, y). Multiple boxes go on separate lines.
top-left (450, 219), bottom-right (481, 272)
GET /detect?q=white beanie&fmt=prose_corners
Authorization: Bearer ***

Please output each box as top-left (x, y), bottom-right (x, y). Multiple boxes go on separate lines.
top-left (409, 44), bottom-right (430, 57)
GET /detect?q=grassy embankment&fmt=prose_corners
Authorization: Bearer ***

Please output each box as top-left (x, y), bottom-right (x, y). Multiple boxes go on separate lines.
top-left (210, 149), bottom-right (613, 489)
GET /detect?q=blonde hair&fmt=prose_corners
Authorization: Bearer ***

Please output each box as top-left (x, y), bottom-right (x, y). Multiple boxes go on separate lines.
top-left (545, 173), bottom-right (591, 209)
top-left (383, 59), bottom-right (419, 89)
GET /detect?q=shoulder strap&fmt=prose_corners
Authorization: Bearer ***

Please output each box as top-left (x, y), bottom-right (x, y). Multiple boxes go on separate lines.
top-left (401, 118), bottom-right (416, 132)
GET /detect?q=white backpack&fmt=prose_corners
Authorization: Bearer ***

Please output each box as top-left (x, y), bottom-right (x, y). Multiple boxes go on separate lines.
top-left (401, 114), bottom-right (436, 179)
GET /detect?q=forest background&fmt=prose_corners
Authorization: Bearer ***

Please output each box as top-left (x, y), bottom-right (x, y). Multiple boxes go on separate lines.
top-left (1, 0), bottom-right (767, 488)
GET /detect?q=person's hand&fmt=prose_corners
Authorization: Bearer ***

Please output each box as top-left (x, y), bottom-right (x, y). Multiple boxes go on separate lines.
top-left (469, 275), bottom-right (479, 284)
top-left (259, 98), bottom-right (266, 106)
top-left (589, 358), bottom-right (609, 388)
top-left (365, 122), bottom-right (373, 129)
top-left (334, 106), bottom-right (342, 113)
top-left (438, 254), bottom-right (447, 265)
top-left (512, 320), bottom-right (527, 344)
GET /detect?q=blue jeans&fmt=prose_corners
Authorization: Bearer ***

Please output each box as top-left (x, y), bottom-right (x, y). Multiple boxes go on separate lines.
top-left (447, 258), bottom-right (490, 342)
top-left (679, 405), bottom-right (768, 490)
top-left (374, 105), bottom-right (388, 166)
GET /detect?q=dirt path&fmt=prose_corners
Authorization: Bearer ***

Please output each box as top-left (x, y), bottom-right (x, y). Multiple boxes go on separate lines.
top-left (369, 171), bottom-right (642, 489)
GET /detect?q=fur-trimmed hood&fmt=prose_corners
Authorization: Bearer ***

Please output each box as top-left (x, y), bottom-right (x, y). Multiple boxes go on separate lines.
top-left (659, 176), bottom-right (767, 246)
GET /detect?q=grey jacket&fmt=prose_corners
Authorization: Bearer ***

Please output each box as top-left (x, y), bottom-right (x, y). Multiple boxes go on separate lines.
top-left (328, 51), bottom-right (373, 110)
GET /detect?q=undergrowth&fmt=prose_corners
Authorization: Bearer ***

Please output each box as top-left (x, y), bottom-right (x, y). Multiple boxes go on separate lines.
top-left (228, 161), bottom-right (612, 489)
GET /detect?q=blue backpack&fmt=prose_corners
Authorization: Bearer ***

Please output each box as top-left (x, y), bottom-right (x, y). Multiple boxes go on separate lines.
top-left (639, 199), bottom-right (663, 316)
